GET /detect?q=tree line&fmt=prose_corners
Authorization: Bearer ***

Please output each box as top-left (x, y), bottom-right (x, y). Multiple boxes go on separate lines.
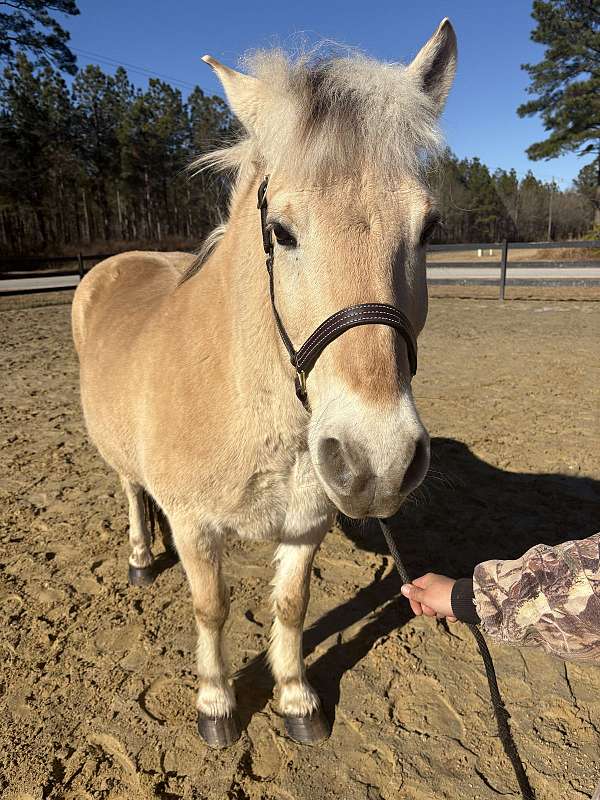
top-left (433, 152), bottom-right (595, 244)
top-left (0, 55), bottom-right (234, 255)
top-left (0, 55), bottom-right (596, 256)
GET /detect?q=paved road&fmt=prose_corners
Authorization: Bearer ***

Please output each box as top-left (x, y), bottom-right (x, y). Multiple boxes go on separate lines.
top-left (1, 264), bottom-right (600, 295)
top-left (427, 265), bottom-right (600, 282)
top-left (0, 274), bottom-right (79, 294)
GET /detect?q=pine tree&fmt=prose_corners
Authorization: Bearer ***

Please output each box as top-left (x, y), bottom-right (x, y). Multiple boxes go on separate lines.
top-left (493, 168), bottom-right (520, 240)
top-left (518, 0), bottom-right (600, 223)
top-left (573, 158), bottom-right (600, 226)
top-left (0, 54), bottom-right (78, 247)
top-left (517, 172), bottom-right (548, 242)
top-left (72, 65), bottom-right (130, 240)
top-left (188, 86), bottom-right (234, 232)
top-left (0, 0), bottom-right (79, 74)
top-left (0, 56), bottom-right (594, 255)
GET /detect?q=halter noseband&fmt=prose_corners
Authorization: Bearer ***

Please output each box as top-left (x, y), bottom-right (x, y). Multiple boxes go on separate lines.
top-left (257, 175), bottom-right (418, 409)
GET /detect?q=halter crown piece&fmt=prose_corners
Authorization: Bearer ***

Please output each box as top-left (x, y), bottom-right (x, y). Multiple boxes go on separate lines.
top-left (257, 175), bottom-right (418, 410)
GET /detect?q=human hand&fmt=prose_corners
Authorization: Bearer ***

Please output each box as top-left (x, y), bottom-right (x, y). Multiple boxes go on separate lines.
top-left (401, 573), bottom-right (457, 621)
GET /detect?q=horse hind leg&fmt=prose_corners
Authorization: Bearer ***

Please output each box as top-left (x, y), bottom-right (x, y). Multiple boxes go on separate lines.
top-left (155, 503), bottom-right (178, 560)
top-left (269, 539), bottom-right (330, 744)
top-left (120, 477), bottom-right (156, 586)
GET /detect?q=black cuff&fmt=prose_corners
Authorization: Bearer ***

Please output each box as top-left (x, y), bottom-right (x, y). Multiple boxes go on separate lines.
top-left (451, 578), bottom-right (480, 625)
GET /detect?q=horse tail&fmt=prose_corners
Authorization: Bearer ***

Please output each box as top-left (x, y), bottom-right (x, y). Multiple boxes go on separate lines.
top-left (141, 490), bottom-right (177, 558)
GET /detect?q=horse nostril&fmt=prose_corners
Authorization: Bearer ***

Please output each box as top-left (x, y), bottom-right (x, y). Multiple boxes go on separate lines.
top-left (318, 437), bottom-right (354, 493)
top-left (400, 434), bottom-right (430, 495)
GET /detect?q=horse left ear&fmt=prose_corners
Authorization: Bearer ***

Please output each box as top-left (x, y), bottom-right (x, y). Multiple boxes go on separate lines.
top-left (407, 18), bottom-right (457, 115)
top-left (202, 55), bottom-right (267, 133)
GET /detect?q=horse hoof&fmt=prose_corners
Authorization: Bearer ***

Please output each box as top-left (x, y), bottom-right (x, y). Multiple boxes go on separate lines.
top-left (283, 706), bottom-right (330, 744)
top-left (197, 712), bottom-right (241, 748)
top-left (128, 563), bottom-right (156, 587)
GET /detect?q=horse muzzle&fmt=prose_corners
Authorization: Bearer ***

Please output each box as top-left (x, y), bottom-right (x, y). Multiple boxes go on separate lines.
top-left (314, 426), bottom-right (430, 519)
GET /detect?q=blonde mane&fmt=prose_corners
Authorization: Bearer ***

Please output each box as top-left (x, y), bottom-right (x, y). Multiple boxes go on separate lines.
top-left (194, 46), bottom-right (443, 182)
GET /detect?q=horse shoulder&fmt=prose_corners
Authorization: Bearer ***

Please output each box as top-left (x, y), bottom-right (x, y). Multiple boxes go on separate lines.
top-left (72, 250), bottom-right (194, 353)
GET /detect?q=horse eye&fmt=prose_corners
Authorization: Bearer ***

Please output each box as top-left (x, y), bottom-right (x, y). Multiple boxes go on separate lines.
top-left (420, 214), bottom-right (441, 245)
top-left (272, 223), bottom-right (297, 248)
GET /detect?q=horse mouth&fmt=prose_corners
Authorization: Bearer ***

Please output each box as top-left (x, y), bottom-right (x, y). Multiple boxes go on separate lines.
top-left (324, 482), bottom-right (408, 520)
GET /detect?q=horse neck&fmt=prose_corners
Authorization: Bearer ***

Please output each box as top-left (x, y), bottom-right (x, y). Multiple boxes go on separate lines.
top-left (207, 168), bottom-right (304, 430)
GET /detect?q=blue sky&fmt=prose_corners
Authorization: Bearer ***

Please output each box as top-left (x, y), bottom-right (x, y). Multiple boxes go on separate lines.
top-left (62, 0), bottom-right (586, 186)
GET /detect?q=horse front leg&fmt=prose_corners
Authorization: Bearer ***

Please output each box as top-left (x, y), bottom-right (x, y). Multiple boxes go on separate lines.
top-left (269, 538), bottom-right (330, 743)
top-left (171, 518), bottom-right (240, 748)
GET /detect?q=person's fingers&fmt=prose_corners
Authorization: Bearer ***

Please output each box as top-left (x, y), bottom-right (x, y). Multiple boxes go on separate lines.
top-left (409, 598), bottom-right (423, 616)
top-left (447, 616), bottom-right (457, 623)
top-left (412, 573), bottom-right (435, 589)
top-left (403, 587), bottom-right (437, 616)
top-left (401, 584), bottom-right (424, 616)
top-left (402, 584), bottom-right (428, 605)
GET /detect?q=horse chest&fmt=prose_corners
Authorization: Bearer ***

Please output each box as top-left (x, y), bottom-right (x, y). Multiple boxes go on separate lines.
top-left (231, 450), bottom-right (334, 543)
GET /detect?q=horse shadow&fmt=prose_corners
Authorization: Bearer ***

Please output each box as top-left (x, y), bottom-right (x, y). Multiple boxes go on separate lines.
top-left (233, 436), bottom-right (599, 729)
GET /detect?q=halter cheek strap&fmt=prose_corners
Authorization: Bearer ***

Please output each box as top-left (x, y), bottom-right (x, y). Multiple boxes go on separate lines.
top-left (257, 175), bottom-right (418, 409)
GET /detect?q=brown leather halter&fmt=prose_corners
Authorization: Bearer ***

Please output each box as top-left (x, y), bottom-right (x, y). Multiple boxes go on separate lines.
top-left (257, 176), bottom-right (418, 409)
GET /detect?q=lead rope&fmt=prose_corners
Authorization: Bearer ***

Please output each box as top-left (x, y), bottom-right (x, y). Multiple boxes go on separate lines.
top-left (378, 519), bottom-right (536, 800)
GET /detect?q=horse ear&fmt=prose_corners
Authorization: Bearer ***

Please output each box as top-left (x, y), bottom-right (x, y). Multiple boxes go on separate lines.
top-left (202, 55), bottom-right (266, 133)
top-left (407, 19), bottom-right (457, 115)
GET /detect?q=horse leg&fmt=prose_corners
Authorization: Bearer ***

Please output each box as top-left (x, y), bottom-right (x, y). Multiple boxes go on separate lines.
top-left (120, 477), bottom-right (155, 586)
top-left (171, 519), bottom-right (240, 748)
top-left (269, 538), bottom-right (330, 744)
top-left (155, 505), bottom-right (178, 560)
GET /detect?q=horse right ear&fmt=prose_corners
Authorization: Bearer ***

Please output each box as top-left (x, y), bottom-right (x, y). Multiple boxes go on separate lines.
top-left (202, 55), bottom-right (267, 134)
top-left (406, 19), bottom-right (457, 115)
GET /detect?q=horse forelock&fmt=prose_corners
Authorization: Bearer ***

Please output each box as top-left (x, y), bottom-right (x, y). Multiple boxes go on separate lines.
top-left (193, 46), bottom-right (443, 184)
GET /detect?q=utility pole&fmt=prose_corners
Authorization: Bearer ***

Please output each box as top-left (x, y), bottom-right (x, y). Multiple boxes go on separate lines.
top-left (547, 181), bottom-right (554, 241)
top-left (547, 176), bottom-right (565, 241)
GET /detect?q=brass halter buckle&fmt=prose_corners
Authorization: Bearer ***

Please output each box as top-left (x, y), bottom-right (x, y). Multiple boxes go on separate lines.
top-left (294, 370), bottom-right (307, 404)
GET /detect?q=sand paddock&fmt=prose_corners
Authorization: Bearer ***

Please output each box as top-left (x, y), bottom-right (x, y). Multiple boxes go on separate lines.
top-left (0, 292), bottom-right (598, 799)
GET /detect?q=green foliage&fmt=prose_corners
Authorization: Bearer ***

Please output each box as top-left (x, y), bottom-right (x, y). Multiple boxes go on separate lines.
top-left (431, 150), bottom-right (594, 243)
top-left (573, 157), bottom-right (600, 211)
top-left (0, 53), bottom-right (78, 245)
top-left (0, 55), bottom-right (234, 252)
top-left (517, 0), bottom-right (600, 164)
top-left (0, 0), bottom-right (79, 75)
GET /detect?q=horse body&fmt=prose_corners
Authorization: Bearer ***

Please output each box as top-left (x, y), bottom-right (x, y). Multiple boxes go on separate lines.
top-left (74, 241), bottom-right (331, 539)
top-left (72, 20), bottom-right (457, 745)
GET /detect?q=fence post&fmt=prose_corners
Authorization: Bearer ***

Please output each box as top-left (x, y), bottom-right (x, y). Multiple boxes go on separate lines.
top-left (77, 253), bottom-right (85, 282)
top-left (499, 239), bottom-right (508, 302)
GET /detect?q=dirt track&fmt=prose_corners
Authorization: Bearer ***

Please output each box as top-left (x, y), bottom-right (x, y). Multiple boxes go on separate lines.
top-left (1, 294), bottom-right (599, 800)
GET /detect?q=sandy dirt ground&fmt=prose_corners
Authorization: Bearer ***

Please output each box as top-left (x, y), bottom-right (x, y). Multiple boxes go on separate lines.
top-left (1, 291), bottom-right (599, 800)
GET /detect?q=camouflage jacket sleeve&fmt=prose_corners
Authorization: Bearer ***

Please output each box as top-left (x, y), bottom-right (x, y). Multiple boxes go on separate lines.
top-left (473, 532), bottom-right (600, 662)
